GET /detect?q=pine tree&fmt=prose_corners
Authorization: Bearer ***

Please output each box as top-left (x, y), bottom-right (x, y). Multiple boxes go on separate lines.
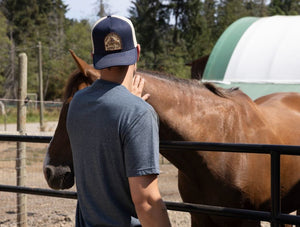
top-left (129, 0), bottom-right (171, 70)
top-left (0, 0), bottom-right (21, 98)
top-left (98, 0), bottom-right (108, 18)
top-left (0, 11), bottom-right (12, 96)
top-left (269, 0), bottom-right (286, 14)
top-left (203, 0), bottom-right (219, 52)
top-left (0, 0), bottom-right (68, 99)
top-left (217, 0), bottom-right (248, 36)
top-left (169, 0), bottom-right (185, 43)
top-left (289, 0), bottom-right (300, 14)
top-left (269, 0), bottom-right (300, 15)
top-left (170, 0), bottom-right (215, 59)
top-left (244, 0), bottom-right (268, 17)
top-left (38, 0), bottom-right (67, 98)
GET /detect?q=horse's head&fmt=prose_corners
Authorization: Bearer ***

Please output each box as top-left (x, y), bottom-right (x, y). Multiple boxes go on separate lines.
top-left (43, 50), bottom-right (100, 189)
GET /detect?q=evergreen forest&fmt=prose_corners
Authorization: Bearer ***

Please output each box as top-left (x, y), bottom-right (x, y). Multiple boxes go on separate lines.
top-left (0, 0), bottom-right (299, 101)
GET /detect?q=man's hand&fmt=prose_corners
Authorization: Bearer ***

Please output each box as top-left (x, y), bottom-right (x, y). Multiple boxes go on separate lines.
top-left (132, 75), bottom-right (150, 101)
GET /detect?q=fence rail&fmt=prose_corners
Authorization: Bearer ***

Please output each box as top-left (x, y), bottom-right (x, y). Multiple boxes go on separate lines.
top-left (1, 134), bottom-right (300, 154)
top-left (0, 134), bottom-right (300, 226)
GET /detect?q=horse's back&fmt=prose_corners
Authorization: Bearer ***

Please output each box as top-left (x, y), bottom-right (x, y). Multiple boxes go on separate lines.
top-left (254, 92), bottom-right (300, 145)
top-left (255, 92), bottom-right (300, 109)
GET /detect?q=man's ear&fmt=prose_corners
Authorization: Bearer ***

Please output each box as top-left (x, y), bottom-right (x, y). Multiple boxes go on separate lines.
top-left (136, 44), bottom-right (141, 61)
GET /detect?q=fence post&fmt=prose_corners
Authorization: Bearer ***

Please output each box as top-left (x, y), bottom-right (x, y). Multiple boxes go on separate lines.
top-left (0, 101), bottom-right (7, 130)
top-left (270, 150), bottom-right (280, 227)
top-left (37, 41), bottom-right (45, 131)
top-left (17, 53), bottom-right (27, 227)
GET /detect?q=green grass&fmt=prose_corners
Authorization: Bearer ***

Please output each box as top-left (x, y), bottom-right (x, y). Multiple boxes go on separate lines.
top-left (0, 106), bottom-right (61, 124)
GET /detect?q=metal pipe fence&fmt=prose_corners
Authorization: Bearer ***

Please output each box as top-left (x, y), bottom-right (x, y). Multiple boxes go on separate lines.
top-left (0, 135), bottom-right (300, 226)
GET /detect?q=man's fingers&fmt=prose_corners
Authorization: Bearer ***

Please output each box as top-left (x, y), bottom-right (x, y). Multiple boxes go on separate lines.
top-left (132, 75), bottom-right (150, 101)
top-left (142, 94), bottom-right (150, 101)
top-left (132, 75), bottom-right (144, 95)
top-left (133, 75), bottom-right (141, 88)
top-left (138, 77), bottom-right (145, 92)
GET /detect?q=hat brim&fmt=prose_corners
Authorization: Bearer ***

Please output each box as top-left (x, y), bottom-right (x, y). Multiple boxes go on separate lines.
top-left (93, 48), bottom-right (137, 70)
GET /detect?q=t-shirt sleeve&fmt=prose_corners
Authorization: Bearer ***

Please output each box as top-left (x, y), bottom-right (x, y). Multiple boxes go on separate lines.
top-left (123, 108), bottom-right (160, 177)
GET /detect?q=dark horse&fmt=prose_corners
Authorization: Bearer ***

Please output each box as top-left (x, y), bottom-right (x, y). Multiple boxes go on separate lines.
top-left (43, 51), bottom-right (300, 227)
top-left (186, 55), bottom-right (209, 80)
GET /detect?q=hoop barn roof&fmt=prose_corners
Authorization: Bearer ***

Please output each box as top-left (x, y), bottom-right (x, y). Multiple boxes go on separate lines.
top-left (203, 16), bottom-right (300, 99)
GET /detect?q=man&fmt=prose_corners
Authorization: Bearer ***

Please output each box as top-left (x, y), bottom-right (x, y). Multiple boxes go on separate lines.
top-left (67, 15), bottom-right (171, 227)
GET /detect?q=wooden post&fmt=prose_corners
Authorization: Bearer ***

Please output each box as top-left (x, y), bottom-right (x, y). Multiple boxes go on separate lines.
top-left (17, 53), bottom-right (27, 227)
top-left (37, 41), bottom-right (45, 131)
top-left (0, 101), bottom-right (7, 130)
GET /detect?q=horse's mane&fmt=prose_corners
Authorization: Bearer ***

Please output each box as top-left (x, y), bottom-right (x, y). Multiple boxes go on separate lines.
top-left (202, 82), bottom-right (239, 98)
top-left (63, 69), bottom-right (91, 101)
top-left (63, 68), bottom-right (239, 101)
top-left (138, 69), bottom-right (239, 98)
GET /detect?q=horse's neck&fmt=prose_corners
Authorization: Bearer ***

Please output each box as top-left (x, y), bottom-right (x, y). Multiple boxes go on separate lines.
top-left (49, 102), bottom-right (70, 153)
top-left (140, 72), bottom-right (274, 166)
top-left (141, 72), bottom-right (238, 142)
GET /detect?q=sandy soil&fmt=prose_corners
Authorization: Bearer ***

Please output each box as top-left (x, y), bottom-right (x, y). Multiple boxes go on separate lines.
top-left (0, 133), bottom-right (190, 227)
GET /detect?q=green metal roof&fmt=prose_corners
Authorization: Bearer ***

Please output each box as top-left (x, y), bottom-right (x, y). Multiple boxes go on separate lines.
top-left (203, 17), bottom-right (259, 80)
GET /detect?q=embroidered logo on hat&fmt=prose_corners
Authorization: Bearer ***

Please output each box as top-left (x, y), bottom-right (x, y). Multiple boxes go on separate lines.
top-left (104, 32), bottom-right (122, 51)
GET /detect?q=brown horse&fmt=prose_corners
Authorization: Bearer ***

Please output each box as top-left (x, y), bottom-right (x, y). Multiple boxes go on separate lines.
top-left (186, 55), bottom-right (210, 80)
top-left (43, 51), bottom-right (300, 227)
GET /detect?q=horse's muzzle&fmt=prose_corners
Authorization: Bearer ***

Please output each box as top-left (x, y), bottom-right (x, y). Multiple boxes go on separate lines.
top-left (43, 165), bottom-right (74, 190)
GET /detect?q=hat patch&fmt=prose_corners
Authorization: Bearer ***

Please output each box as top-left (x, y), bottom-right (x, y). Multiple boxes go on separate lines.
top-left (104, 32), bottom-right (122, 51)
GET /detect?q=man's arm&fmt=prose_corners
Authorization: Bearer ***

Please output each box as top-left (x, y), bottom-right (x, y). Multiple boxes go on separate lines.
top-left (129, 175), bottom-right (171, 227)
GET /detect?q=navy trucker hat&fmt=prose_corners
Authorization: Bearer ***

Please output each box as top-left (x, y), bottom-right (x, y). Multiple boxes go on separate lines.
top-left (91, 15), bottom-right (138, 69)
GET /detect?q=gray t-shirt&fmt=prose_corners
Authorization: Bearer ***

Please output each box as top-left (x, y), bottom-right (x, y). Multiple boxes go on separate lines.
top-left (67, 79), bottom-right (160, 227)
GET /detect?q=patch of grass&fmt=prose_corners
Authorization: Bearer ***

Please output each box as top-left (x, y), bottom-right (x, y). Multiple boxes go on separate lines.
top-left (1, 106), bottom-right (60, 124)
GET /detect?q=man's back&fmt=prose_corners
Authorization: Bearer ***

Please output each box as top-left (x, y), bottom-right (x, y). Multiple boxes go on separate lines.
top-left (67, 79), bottom-right (160, 227)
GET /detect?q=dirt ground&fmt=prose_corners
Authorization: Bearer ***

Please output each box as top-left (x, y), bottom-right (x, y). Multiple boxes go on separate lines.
top-left (0, 134), bottom-right (191, 227)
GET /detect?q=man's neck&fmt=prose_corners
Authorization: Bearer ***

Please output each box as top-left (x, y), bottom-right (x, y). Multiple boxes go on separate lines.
top-left (100, 65), bottom-right (135, 91)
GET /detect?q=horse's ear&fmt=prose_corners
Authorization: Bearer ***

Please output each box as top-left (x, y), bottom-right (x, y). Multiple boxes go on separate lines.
top-left (69, 50), bottom-right (100, 82)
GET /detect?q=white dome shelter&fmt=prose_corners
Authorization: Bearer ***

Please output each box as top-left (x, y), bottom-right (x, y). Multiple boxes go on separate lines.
top-left (203, 16), bottom-right (300, 99)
